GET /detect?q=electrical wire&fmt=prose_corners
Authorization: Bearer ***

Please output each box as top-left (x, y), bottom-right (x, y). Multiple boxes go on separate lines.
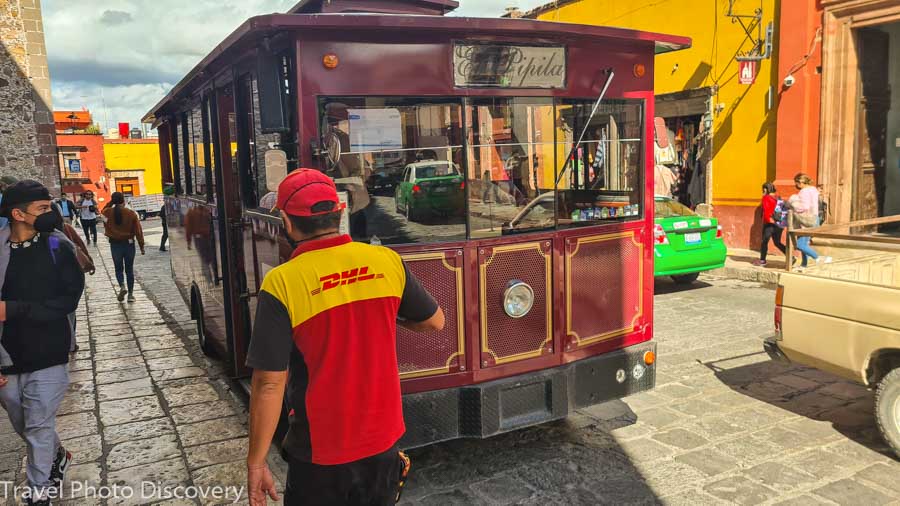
top-left (786, 26), bottom-right (822, 78)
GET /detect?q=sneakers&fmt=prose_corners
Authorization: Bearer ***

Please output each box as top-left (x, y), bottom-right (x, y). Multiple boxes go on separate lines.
top-left (127, 293), bottom-right (136, 303)
top-left (752, 259), bottom-right (767, 267)
top-left (49, 445), bottom-right (72, 487)
top-left (117, 286), bottom-right (127, 302)
top-left (816, 256), bottom-right (833, 265)
top-left (26, 496), bottom-right (51, 506)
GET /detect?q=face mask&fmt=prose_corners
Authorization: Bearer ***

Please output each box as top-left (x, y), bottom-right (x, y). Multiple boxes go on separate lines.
top-left (31, 210), bottom-right (62, 233)
top-left (280, 223), bottom-right (299, 250)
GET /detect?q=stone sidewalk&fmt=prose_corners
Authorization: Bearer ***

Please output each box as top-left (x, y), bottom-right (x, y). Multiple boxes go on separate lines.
top-left (0, 230), bottom-right (284, 505)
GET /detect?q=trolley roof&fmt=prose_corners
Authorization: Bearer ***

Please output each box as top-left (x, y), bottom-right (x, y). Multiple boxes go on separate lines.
top-left (142, 13), bottom-right (691, 125)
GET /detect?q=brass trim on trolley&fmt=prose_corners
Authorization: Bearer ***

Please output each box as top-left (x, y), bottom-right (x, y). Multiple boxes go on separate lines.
top-left (480, 242), bottom-right (553, 365)
top-left (566, 231), bottom-right (644, 347)
top-left (398, 251), bottom-right (465, 380)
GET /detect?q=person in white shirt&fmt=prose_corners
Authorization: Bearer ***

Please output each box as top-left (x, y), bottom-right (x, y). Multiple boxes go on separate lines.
top-left (78, 191), bottom-right (99, 245)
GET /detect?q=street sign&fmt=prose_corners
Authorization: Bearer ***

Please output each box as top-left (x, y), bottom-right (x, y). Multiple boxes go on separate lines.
top-left (68, 159), bottom-right (82, 173)
top-left (739, 60), bottom-right (757, 85)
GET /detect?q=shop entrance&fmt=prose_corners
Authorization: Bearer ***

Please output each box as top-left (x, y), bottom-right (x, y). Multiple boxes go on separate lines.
top-left (653, 88), bottom-right (712, 210)
top-left (855, 22), bottom-right (900, 221)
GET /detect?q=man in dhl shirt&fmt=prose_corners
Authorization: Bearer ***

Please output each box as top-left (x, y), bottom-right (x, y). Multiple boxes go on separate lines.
top-left (245, 169), bottom-right (444, 505)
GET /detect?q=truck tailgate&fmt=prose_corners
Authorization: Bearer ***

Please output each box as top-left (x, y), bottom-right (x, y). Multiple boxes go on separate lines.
top-left (778, 272), bottom-right (900, 384)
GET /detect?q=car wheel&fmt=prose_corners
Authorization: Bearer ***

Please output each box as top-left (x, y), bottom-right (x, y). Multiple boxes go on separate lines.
top-left (671, 272), bottom-right (700, 285)
top-left (875, 367), bottom-right (900, 459)
top-left (408, 204), bottom-right (419, 222)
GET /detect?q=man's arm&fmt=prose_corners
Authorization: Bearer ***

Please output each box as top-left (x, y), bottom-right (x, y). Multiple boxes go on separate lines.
top-left (399, 307), bottom-right (445, 332)
top-left (248, 370), bottom-right (287, 466)
top-left (397, 262), bottom-right (444, 332)
top-left (244, 285), bottom-right (294, 505)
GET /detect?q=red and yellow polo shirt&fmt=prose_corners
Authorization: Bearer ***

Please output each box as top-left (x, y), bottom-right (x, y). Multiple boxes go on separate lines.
top-left (247, 235), bottom-right (437, 465)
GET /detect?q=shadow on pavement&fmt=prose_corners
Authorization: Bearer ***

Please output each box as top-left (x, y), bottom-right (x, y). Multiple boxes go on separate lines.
top-left (653, 277), bottom-right (714, 295)
top-left (704, 353), bottom-right (896, 459)
top-left (402, 400), bottom-right (659, 505)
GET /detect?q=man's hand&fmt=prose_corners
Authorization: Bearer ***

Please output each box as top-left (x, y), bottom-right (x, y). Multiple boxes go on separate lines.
top-left (140, 248), bottom-right (146, 256)
top-left (0, 375), bottom-right (7, 389)
top-left (0, 301), bottom-right (6, 322)
top-left (247, 463), bottom-right (279, 505)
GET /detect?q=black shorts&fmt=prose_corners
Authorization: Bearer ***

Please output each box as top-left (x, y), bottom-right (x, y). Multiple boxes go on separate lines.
top-left (284, 446), bottom-right (403, 506)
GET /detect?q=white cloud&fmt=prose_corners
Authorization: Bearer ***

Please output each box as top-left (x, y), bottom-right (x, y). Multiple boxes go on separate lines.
top-left (43, 0), bottom-right (552, 127)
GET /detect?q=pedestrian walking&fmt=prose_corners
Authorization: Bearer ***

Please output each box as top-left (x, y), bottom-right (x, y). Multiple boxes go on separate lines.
top-left (753, 182), bottom-right (787, 267)
top-left (78, 191), bottom-right (99, 245)
top-left (245, 169), bottom-right (445, 506)
top-left (0, 180), bottom-right (84, 506)
top-left (159, 203), bottom-right (169, 252)
top-left (101, 192), bottom-right (145, 303)
top-left (55, 193), bottom-right (77, 226)
top-left (789, 173), bottom-right (831, 269)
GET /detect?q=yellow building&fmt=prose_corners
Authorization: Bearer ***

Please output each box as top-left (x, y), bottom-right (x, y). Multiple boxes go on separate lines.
top-left (528, 0), bottom-right (779, 248)
top-left (103, 139), bottom-right (163, 196)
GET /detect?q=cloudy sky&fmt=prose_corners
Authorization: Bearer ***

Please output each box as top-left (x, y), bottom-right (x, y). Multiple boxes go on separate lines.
top-left (43, 0), bottom-right (549, 133)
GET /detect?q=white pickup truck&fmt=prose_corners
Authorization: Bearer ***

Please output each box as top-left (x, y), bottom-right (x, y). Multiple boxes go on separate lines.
top-left (124, 194), bottom-right (165, 220)
top-left (765, 218), bottom-right (900, 458)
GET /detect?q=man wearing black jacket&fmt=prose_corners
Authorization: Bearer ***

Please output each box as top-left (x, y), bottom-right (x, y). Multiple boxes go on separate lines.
top-left (0, 180), bottom-right (84, 505)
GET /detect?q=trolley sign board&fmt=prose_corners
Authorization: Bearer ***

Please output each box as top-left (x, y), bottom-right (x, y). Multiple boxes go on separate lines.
top-left (453, 43), bottom-right (566, 89)
top-left (738, 60), bottom-right (758, 85)
top-left (67, 159), bottom-right (82, 173)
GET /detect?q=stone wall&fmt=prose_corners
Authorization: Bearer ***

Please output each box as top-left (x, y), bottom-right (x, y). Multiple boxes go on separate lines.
top-left (0, 0), bottom-right (58, 192)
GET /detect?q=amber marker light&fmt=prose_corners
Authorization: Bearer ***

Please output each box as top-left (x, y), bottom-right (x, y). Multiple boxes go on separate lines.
top-left (323, 54), bottom-right (339, 69)
top-left (643, 351), bottom-right (656, 366)
top-left (633, 64), bottom-right (646, 78)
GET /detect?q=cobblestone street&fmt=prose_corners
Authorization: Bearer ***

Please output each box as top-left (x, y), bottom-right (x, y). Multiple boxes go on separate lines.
top-left (2, 220), bottom-right (898, 505)
top-left (0, 223), bottom-right (284, 505)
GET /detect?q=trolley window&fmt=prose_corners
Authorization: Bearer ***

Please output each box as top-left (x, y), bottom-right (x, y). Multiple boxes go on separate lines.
top-left (190, 105), bottom-right (207, 196)
top-left (466, 98), bottom-right (556, 238)
top-left (237, 74), bottom-right (293, 212)
top-left (180, 112), bottom-right (193, 194)
top-left (554, 99), bottom-right (644, 227)
top-left (318, 97), bottom-right (466, 245)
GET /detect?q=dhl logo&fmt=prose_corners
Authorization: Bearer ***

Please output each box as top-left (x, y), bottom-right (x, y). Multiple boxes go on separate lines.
top-left (311, 266), bottom-right (384, 295)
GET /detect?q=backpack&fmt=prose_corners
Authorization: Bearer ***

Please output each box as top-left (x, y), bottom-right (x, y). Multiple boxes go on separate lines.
top-left (771, 198), bottom-right (787, 228)
top-left (48, 232), bottom-right (94, 274)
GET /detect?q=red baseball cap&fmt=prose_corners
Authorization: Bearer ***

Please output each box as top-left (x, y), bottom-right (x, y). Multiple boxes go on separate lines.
top-left (276, 169), bottom-right (346, 217)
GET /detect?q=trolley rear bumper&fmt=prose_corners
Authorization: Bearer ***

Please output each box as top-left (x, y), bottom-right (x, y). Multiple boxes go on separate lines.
top-left (399, 342), bottom-right (656, 449)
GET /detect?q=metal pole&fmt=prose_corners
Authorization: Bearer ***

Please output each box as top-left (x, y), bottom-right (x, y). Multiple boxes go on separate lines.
top-left (786, 211), bottom-right (794, 272)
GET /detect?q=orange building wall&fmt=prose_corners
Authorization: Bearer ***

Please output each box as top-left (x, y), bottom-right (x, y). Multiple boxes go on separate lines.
top-left (56, 134), bottom-right (111, 204)
top-left (774, 1), bottom-right (824, 197)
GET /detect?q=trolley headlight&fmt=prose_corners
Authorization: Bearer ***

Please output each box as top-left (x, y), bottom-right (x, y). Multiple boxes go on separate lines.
top-left (503, 281), bottom-right (535, 318)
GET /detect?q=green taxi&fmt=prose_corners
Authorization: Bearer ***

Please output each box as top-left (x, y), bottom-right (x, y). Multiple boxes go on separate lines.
top-left (395, 161), bottom-right (465, 221)
top-left (654, 196), bottom-right (727, 284)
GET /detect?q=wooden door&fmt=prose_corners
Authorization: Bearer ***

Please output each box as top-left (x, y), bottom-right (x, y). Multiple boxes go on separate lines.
top-left (855, 28), bottom-right (891, 220)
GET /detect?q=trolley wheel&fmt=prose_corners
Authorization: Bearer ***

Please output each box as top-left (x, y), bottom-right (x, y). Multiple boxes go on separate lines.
top-left (875, 367), bottom-right (900, 459)
top-left (671, 272), bottom-right (700, 285)
top-left (191, 289), bottom-right (215, 358)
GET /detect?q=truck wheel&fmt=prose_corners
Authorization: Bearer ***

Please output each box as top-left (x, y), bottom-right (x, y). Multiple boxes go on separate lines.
top-left (671, 272), bottom-right (700, 285)
top-left (191, 289), bottom-right (215, 358)
top-left (138, 211), bottom-right (146, 221)
top-left (875, 367), bottom-right (900, 459)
